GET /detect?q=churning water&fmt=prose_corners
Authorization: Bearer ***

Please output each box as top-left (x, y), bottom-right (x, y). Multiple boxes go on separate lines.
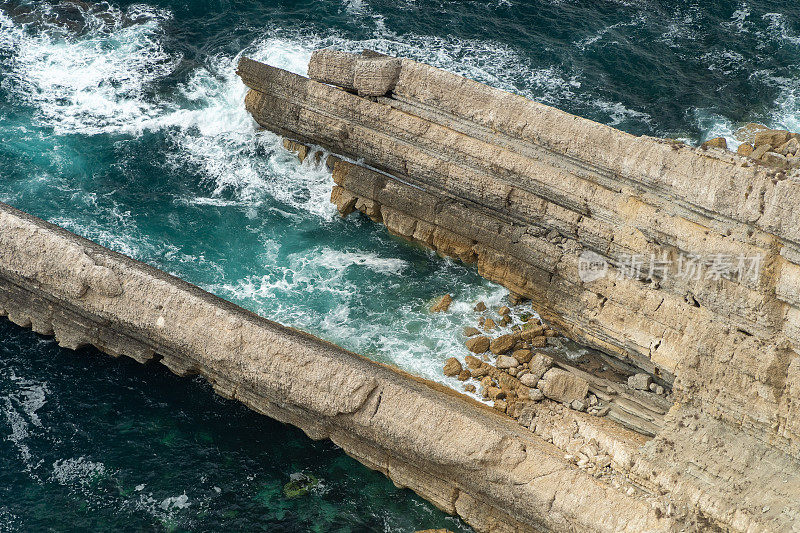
top-left (0, 0), bottom-right (798, 530)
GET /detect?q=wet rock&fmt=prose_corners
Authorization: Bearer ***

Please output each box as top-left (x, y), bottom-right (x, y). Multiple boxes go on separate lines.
top-left (483, 318), bottom-right (497, 330)
top-left (457, 370), bottom-right (471, 381)
top-left (463, 326), bottom-right (481, 337)
top-left (499, 316), bottom-right (511, 327)
top-left (737, 143), bottom-right (754, 157)
top-left (463, 384), bottom-right (476, 393)
top-left (512, 349), bottom-right (533, 364)
top-left (443, 357), bottom-right (462, 377)
top-left (701, 137), bottom-right (727, 150)
top-left (473, 301), bottom-right (487, 312)
top-left (465, 336), bottom-right (490, 353)
top-left (430, 294), bottom-right (453, 312)
top-left (538, 368), bottom-right (589, 403)
top-left (490, 334), bottom-right (516, 355)
top-left (464, 355), bottom-right (482, 369)
top-left (628, 372), bottom-right (652, 390)
top-left (496, 355), bottom-right (518, 369)
top-left (498, 306), bottom-right (511, 316)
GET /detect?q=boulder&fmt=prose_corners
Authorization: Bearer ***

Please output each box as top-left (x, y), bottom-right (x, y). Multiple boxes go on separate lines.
top-left (519, 373), bottom-right (538, 387)
top-left (493, 400), bottom-right (508, 412)
top-left (628, 372), bottom-right (652, 390)
top-left (529, 336), bottom-right (547, 348)
top-left (465, 336), bottom-right (490, 353)
top-left (473, 301), bottom-right (487, 312)
top-left (463, 326), bottom-right (481, 337)
top-left (737, 143), bottom-right (754, 156)
top-left (527, 353), bottom-right (554, 383)
top-left (754, 129), bottom-right (791, 150)
top-left (470, 366), bottom-right (489, 378)
top-left (512, 349), bottom-right (533, 364)
top-left (457, 370), bottom-right (471, 381)
top-left (762, 151), bottom-right (788, 168)
top-left (778, 137), bottom-right (800, 156)
top-left (529, 388), bottom-right (544, 401)
top-left (430, 294), bottom-right (453, 312)
top-left (538, 368), bottom-right (588, 403)
top-left (571, 399), bottom-right (586, 412)
top-left (483, 318), bottom-right (496, 330)
top-left (443, 357), bottom-right (462, 377)
top-left (498, 306), bottom-right (511, 316)
top-left (701, 137), bottom-right (728, 150)
top-left (486, 386), bottom-right (505, 400)
top-left (464, 355), bottom-right (482, 369)
top-left (495, 355), bottom-right (518, 369)
top-left (308, 49), bottom-right (357, 88)
top-left (463, 384), bottom-right (476, 393)
top-left (751, 144), bottom-right (771, 160)
top-left (490, 334), bottom-right (516, 354)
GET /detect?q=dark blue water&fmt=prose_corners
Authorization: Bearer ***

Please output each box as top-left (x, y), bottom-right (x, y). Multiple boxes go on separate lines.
top-left (1, 0), bottom-right (798, 530)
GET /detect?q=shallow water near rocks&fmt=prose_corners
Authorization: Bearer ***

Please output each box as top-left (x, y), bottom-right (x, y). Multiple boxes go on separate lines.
top-left (0, 0), bottom-right (798, 530)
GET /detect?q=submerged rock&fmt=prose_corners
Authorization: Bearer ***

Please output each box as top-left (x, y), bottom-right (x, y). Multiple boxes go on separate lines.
top-left (463, 326), bottom-right (481, 337)
top-left (283, 473), bottom-right (319, 499)
top-left (430, 294), bottom-right (453, 313)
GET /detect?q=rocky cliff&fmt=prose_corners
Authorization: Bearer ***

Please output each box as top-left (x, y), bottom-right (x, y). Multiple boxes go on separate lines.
top-left (237, 50), bottom-right (800, 531)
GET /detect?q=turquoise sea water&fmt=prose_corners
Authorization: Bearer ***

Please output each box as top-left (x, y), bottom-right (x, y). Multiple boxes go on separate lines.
top-left (1, 0), bottom-right (798, 530)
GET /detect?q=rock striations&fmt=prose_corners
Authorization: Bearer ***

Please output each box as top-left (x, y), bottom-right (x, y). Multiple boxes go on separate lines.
top-left (237, 50), bottom-right (800, 531)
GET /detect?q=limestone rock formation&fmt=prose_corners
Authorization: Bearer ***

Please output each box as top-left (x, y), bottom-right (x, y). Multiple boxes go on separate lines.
top-left (237, 50), bottom-right (800, 532)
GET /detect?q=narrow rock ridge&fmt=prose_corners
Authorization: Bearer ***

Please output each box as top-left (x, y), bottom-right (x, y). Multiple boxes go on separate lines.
top-left (1, 201), bottom-right (686, 532)
top-left (236, 50), bottom-right (800, 531)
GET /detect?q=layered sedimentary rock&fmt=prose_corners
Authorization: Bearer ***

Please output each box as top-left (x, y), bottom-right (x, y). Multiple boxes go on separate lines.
top-left (238, 50), bottom-right (800, 531)
top-left (0, 201), bottom-right (684, 532)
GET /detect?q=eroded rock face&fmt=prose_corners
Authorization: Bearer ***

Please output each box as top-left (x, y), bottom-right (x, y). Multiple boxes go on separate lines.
top-left (237, 52), bottom-right (800, 532)
top-left (0, 202), bottom-right (685, 533)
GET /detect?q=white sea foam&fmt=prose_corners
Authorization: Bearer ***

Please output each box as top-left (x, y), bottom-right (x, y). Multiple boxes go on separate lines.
top-left (51, 456), bottom-right (108, 487)
top-left (1, 372), bottom-right (48, 472)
